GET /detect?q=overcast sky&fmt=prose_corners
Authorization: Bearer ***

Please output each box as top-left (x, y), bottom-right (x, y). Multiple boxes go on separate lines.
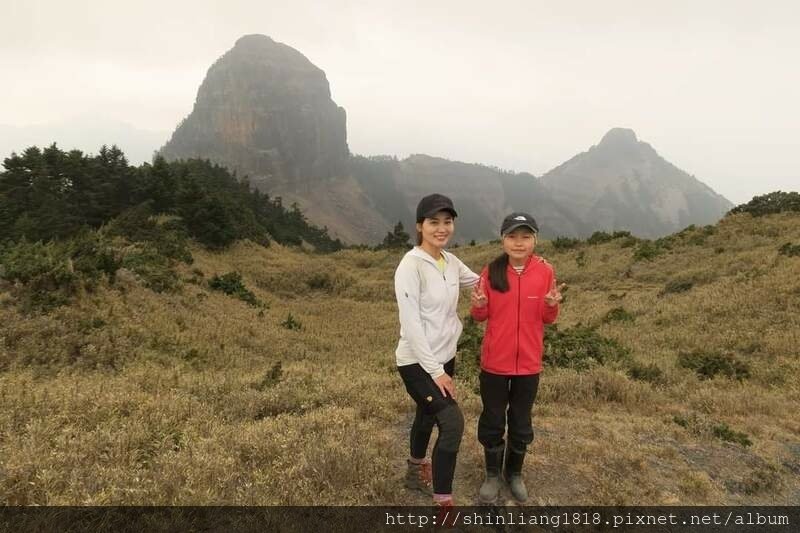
top-left (2, 0), bottom-right (798, 204)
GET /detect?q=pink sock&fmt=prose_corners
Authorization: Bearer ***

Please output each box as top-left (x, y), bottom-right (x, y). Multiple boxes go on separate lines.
top-left (409, 457), bottom-right (427, 464)
top-left (433, 493), bottom-right (452, 503)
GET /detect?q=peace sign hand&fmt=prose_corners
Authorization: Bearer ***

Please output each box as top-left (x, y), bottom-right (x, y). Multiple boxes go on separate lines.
top-left (471, 277), bottom-right (488, 308)
top-left (545, 279), bottom-right (567, 307)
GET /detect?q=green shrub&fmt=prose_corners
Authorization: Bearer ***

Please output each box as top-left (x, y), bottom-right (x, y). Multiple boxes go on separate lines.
top-left (252, 362), bottom-right (283, 391)
top-left (575, 251), bottom-right (586, 268)
top-left (152, 227), bottom-right (193, 264)
top-left (181, 195), bottom-right (238, 250)
top-left (67, 231), bottom-right (121, 286)
top-left (604, 307), bottom-right (635, 323)
top-left (104, 201), bottom-right (160, 242)
top-left (456, 315), bottom-right (483, 389)
top-left (677, 350), bottom-right (750, 381)
top-left (0, 232), bottom-right (120, 310)
top-left (661, 279), bottom-right (694, 295)
top-left (587, 231), bottom-right (614, 245)
top-left (0, 240), bottom-right (77, 310)
top-left (737, 465), bottom-right (781, 495)
top-left (712, 422), bottom-right (752, 447)
top-left (633, 241), bottom-right (666, 261)
top-left (122, 246), bottom-right (179, 293)
top-left (281, 313), bottom-right (302, 331)
top-left (105, 203), bottom-right (192, 265)
top-left (307, 273), bottom-right (334, 291)
top-left (552, 236), bottom-right (581, 250)
top-left (544, 324), bottom-right (632, 371)
top-left (728, 191), bottom-right (800, 217)
top-left (305, 272), bottom-right (352, 294)
top-left (672, 414), bottom-right (691, 429)
top-left (77, 316), bottom-right (106, 333)
top-left (209, 271), bottom-right (264, 307)
top-left (778, 243), bottom-right (800, 257)
top-left (627, 362), bottom-right (664, 384)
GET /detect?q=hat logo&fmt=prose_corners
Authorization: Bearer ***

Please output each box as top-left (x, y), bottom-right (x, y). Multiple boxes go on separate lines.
top-left (514, 216), bottom-right (527, 221)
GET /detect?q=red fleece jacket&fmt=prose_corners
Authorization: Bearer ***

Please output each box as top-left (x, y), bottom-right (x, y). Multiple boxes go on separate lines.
top-left (470, 255), bottom-right (559, 375)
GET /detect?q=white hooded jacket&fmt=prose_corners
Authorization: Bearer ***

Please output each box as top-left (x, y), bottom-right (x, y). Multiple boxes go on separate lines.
top-left (394, 246), bottom-right (479, 378)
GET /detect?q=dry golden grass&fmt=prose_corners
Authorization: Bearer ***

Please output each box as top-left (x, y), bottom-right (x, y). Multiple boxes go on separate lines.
top-left (1, 212), bottom-right (799, 505)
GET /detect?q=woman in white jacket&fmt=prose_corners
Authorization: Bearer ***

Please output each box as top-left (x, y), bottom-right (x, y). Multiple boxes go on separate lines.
top-left (394, 193), bottom-right (479, 509)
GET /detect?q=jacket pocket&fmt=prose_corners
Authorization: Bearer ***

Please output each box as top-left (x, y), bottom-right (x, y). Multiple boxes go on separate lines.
top-left (520, 295), bottom-right (542, 323)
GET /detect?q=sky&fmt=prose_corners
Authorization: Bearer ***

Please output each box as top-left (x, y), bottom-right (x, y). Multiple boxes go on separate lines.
top-left (1, 0), bottom-right (798, 204)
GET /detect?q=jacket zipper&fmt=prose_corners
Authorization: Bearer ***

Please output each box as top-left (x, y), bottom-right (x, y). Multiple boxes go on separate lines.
top-left (516, 268), bottom-right (521, 374)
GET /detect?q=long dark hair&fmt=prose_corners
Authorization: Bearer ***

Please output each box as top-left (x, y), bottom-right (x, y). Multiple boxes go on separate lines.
top-left (488, 253), bottom-right (510, 293)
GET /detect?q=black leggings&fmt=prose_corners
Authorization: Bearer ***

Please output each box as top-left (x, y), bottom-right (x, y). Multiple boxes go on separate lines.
top-left (398, 358), bottom-right (464, 494)
top-left (477, 370), bottom-right (540, 452)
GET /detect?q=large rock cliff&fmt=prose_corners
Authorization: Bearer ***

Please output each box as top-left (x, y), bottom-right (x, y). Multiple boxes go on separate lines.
top-left (161, 34), bottom-right (348, 189)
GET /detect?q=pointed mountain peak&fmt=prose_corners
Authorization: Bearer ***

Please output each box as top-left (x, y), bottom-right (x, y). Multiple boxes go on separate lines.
top-left (599, 127), bottom-right (638, 147)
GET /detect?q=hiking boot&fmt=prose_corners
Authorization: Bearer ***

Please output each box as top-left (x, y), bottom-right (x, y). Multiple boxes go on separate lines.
top-left (478, 445), bottom-right (504, 503)
top-left (434, 496), bottom-right (458, 530)
top-left (504, 446), bottom-right (528, 503)
top-left (405, 459), bottom-right (433, 494)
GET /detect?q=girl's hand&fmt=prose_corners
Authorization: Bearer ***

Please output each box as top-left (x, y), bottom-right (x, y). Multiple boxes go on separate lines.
top-left (545, 279), bottom-right (566, 307)
top-left (434, 373), bottom-right (456, 399)
top-left (471, 278), bottom-right (487, 308)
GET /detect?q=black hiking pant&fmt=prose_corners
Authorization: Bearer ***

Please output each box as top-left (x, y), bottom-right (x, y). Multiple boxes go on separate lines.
top-left (477, 370), bottom-right (540, 452)
top-left (398, 358), bottom-right (464, 494)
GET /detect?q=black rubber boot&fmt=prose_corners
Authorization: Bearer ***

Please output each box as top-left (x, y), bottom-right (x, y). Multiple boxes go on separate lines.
top-left (504, 445), bottom-right (528, 502)
top-left (478, 445), bottom-right (504, 503)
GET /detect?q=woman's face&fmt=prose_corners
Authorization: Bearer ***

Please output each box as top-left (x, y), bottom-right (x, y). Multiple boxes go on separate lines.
top-left (416, 211), bottom-right (454, 249)
top-left (502, 227), bottom-right (536, 262)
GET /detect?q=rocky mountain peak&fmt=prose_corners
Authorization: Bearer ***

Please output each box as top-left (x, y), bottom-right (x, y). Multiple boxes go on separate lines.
top-left (598, 127), bottom-right (639, 147)
top-left (160, 35), bottom-right (348, 189)
top-left (541, 128), bottom-right (733, 238)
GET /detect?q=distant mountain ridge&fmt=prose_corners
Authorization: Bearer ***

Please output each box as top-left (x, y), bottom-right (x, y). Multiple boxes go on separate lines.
top-left (539, 128), bottom-right (733, 238)
top-left (161, 34), bottom-right (733, 244)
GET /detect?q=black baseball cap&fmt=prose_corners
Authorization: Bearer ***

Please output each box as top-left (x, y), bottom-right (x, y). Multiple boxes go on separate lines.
top-left (416, 193), bottom-right (458, 221)
top-left (501, 212), bottom-right (539, 235)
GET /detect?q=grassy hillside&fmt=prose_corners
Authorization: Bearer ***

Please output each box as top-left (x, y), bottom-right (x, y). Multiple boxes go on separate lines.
top-left (1, 211), bottom-right (799, 505)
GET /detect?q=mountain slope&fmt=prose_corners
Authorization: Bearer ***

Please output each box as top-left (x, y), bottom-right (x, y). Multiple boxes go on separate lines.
top-left (2, 209), bottom-right (799, 504)
top-left (540, 128), bottom-right (733, 238)
top-left (159, 36), bottom-right (733, 244)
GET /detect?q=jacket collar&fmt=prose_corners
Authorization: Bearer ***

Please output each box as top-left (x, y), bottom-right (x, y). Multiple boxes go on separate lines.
top-left (410, 246), bottom-right (451, 267)
top-left (506, 254), bottom-right (537, 275)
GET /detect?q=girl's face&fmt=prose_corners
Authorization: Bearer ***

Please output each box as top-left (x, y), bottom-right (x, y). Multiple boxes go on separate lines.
top-left (417, 211), bottom-right (454, 249)
top-left (502, 227), bottom-right (536, 262)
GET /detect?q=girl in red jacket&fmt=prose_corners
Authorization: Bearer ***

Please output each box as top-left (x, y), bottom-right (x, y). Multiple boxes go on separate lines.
top-left (470, 212), bottom-right (564, 503)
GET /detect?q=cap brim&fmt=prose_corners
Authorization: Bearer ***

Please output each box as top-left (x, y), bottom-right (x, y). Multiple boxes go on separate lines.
top-left (502, 222), bottom-right (538, 235)
top-left (422, 207), bottom-right (458, 219)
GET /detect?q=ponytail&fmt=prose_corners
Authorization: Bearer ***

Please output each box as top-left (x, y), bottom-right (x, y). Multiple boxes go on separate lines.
top-left (488, 253), bottom-right (510, 293)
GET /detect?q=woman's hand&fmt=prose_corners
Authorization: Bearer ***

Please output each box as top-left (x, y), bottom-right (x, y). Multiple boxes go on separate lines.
top-left (545, 279), bottom-right (566, 307)
top-left (471, 278), bottom-right (487, 308)
top-left (434, 373), bottom-right (456, 399)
